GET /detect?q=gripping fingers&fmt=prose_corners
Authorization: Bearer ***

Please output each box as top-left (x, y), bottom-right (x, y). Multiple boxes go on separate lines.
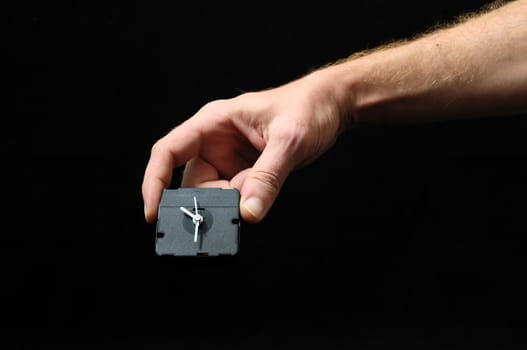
top-left (142, 127), bottom-right (202, 222)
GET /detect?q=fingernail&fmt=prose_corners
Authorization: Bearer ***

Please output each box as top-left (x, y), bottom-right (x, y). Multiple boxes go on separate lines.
top-left (144, 205), bottom-right (149, 222)
top-left (243, 197), bottom-right (264, 220)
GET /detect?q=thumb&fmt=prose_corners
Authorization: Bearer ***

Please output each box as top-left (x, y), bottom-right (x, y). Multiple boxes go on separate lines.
top-left (239, 141), bottom-right (296, 223)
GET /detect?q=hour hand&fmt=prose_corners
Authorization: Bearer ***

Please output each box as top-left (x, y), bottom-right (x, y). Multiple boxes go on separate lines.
top-left (180, 206), bottom-right (197, 219)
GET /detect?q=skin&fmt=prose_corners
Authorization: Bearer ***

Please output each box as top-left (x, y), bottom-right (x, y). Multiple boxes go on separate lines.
top-left (142, 0), bottom-right (527, 224)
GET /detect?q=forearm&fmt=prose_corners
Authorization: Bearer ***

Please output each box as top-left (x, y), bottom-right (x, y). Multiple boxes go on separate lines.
top-left (322, 0), bottom-right (527, 128)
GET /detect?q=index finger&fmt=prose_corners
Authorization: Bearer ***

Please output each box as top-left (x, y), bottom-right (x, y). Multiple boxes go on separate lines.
top-left (142, 121), bottom-right (202, 223)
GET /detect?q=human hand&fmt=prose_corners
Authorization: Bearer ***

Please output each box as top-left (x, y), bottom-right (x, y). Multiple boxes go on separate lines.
top-left (142, 67), bottom-right (350, 223)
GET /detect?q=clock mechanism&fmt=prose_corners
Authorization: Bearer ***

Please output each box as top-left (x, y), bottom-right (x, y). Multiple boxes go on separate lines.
top-left (155, 188), bottom-right (241, 256)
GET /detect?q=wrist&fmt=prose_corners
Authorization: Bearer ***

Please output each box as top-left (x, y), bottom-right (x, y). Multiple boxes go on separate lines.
top-left (306, 62), bottom-right (363, 134)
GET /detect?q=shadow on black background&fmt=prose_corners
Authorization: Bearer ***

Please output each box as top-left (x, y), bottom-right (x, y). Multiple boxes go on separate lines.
top-left (4, 1), bottom-right (527, 348)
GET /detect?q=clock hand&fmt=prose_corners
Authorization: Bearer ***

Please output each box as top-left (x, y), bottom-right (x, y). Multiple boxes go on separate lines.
top-left (180, 205), bottom-right (203, 243)
top-left (180, 206), bottom-right (197, 219)
top-left (194, 219), bottom-right (200, 243)
top-left (193, 196), bottom-right (203, 243)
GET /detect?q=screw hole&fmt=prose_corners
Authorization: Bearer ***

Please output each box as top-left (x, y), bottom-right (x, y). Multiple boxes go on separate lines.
top-left (231, 218), bottom-right (240, 225)
top-left (156, 232), bottom-right (165, 239)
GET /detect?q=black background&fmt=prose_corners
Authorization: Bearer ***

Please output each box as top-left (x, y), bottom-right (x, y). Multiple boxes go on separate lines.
top-left (4, 0), bottom-right (527, 348)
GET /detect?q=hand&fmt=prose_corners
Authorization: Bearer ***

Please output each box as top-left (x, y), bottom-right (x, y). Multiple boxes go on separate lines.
top-left (142, 67), bottom-right (350, 223)
top-left (143, 0), bottom-right (527, 225)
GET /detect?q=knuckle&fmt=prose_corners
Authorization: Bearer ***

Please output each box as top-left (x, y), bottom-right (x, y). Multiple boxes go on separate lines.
top-left (200, 99), bottom-right (227, 115)
top-left (150, 139), bottom-right (165, 155)
top-left (251, 170), bottom-right (282, 194)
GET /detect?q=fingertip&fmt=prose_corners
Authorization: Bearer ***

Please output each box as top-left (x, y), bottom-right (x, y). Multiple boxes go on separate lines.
top-left (142, 184), bottom-right (159, 224)
top-left (240, 196), bottom-right (265, 223)
top-left (144, 203), bottom-right (157, 223)
top-left (142, 183), bottom-right (159, 224)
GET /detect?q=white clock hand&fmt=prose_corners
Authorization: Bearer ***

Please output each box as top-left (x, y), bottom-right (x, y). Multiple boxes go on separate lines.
top-left (180, 206), bottom-right (197, 219)
top-left (193, 196), bottom-right (203, 243)
top-left (180, 205), bottom-right (203, 243)
top-left (194, 219), bottom-right (200, 243)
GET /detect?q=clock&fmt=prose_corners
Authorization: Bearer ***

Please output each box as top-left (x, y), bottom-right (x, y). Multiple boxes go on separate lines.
top-left (155, 188), bottom-right (241, 256)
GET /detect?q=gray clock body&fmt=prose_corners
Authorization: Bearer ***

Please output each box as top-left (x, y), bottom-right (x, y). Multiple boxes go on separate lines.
top-left (155, 188), bottom-right (241, 256)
